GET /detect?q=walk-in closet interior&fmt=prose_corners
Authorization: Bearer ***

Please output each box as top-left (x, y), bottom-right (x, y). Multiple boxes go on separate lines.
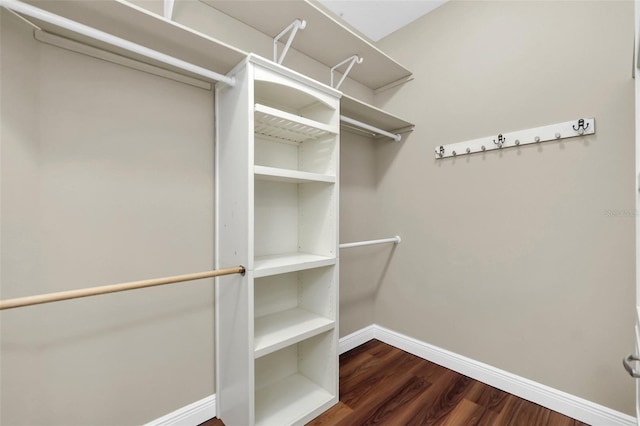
top-left (1, 0), bottom-right (639, 425)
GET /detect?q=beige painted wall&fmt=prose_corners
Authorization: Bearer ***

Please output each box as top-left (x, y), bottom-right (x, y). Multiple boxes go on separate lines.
top-left (0, 10), bottom-right (217, 424)
top-left (0, 1), bottom-right (379, 423)
top-left (374, 0), bottom-right (636, 414)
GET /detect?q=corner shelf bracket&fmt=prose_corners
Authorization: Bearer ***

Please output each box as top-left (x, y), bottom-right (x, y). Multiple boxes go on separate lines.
top-left (330, 54), bottom-right (363, 90)
top-left (434, 118), bottom-right (595, 159)
top-left (273, 18), bottom-right (306, 65)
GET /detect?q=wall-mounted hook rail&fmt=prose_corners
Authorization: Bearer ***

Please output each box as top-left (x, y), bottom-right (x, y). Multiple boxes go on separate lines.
top-left (331, 55), bottom-right (363, 89)
top-left (340, 115), bottom-right (402, 141)
top-left (273, 19), bottom-right (306, 65)
top-left (340, 236), bottom-right (401, 249)
top-left (434, 118), bottom-right (595, 160)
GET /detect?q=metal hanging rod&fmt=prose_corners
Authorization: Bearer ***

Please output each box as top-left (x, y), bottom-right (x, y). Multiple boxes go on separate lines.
top-left (340, 236), bottom-right (401, 249)
top-left (0, 0), bottom-right (236, 86)
top-left (273, 19), bottom-right (306, 65)
top-left (340, 115), bottom-right (402, 142)
top-left (0, 266), bottom-right (245, 310)
top-left (435, 117), bottom-right (595, 159)
top-left (331, 55), bottom-right (363, 90)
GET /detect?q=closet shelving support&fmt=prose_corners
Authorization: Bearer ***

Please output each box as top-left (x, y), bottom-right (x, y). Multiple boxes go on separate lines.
top-left (216, 54), bottom-right (340, 426)
top-left (199, 0), bottom-right (412, 90)
top-left (4, 0), bottom-right (248, 84)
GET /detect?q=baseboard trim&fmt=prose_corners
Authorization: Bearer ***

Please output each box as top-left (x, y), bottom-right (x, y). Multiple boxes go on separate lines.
top-left (145, 394), bottom-right (216, 426)
top-left (340, 324), bottom-right (635, 426)
top-left (339, 324), bottom-right (376, 354)
top-left (150, 324), bottom-right (636, 426)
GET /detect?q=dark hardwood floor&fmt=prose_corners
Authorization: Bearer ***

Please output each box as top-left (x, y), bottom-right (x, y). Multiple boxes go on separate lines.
top-left (200, 339), bottom-right (590, 426)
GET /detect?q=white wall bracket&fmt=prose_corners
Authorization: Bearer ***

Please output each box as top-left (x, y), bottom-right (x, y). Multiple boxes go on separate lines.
top-left (434, 118), bottom-right (595, 159)
top-left (163, 0), bottom-right (174, 20)
top-left (330, 55), bottom-right (363, 89)
top-left (273, 19), bottom-right (306, 65)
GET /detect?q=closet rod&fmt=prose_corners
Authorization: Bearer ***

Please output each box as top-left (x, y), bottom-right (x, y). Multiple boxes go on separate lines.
top-left (340, 115), bottom-right (402, 141)
top-left (0, 0), bottom-right (236, 86)
top-left (0, 266), bottom-right (245, 311)
top-left (340, 236), bottom-right (401, 249)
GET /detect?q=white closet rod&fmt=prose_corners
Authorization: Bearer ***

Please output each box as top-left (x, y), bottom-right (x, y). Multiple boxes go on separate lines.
top-left (0, 0), bottom-right (236, 86)
top-left (340, 115), bottom-right (402, 141)
top-left (340, 236), bottom-right (401, 249)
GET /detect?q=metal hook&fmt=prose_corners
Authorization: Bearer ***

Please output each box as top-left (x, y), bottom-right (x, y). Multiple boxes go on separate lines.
top-left (572, 119), bottom-right (589, 135)
top-left (435, 146), bottom-right (445, 158)
top-left (493, 134), bottom-right (505, 148)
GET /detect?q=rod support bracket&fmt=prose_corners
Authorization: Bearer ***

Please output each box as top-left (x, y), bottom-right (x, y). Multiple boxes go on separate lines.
top-left (273, 19), bottom-right (306, 65)
top-left (331, 54), bottom-right (363, 89)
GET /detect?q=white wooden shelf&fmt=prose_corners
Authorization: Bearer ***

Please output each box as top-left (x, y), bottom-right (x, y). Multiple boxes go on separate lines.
top-left (341, 94), bottom-right (414, 137)
top-left (254, 166), bottom-right (335, 184)
top-left (254, 308), bottom-right (334, 358)
top-left (255, 373), bottom-right (335, 426)
top-left (254, 103), bottom-right (337, 143)
top-left (254, 253), bottom-right (336, 278)
top-left (20, 0), bottom-right (247, 82)
top-left (200, 0), bottom-right (411, 90)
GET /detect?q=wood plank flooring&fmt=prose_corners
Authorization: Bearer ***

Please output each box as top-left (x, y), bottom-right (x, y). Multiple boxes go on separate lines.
top-left (200, 339), bottom-right (590, 426)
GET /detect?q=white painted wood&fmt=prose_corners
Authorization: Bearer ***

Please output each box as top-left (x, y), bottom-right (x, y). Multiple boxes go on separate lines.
top-left (254, 166), bottom-right (335, 184)
top-left (144, 394), bottom-right (215, 426)
top-left (255, 373), bottom-right (335, 426)
top-left (199, 3), bottom-right (412, 90)
top-left (253, 253), bottom-right (336, 278)
top-left (254, 180), bottom-right (336, 259)
top-left (435, 118), bottom-right (596, 159)
top-left (217, 57), bottom-right (339, 425)
top-left (254, 308), bottom-right (335, 358)
top-left (11, 0), bottom-right (246, 80)
top-left (342, 325), bottom-right (636, 426)
top-left (254, 332), bottom-right (337, 426)
top-left (635, 1), bottom-right (640, 422)
top-left (215, 59), bottom-right (254, 426)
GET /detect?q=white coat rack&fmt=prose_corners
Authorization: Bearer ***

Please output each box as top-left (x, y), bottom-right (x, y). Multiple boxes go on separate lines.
top-left (435, 118), bottom-right (595, 159)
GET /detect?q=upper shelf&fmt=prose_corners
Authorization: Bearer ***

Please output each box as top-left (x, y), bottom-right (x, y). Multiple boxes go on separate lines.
top-left (199, 0), bottom-right (412, 91)
top-left (19, 0), bottom-right (248, 83)
top-left (341, 95), bottom-right (414, 136)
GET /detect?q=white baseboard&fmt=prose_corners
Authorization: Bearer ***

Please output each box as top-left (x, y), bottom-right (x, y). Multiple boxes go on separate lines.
top-left (145, 394), bottom-right (216, 426)
top-left (339, 324), bottom-right (636, 426)
top-left (151, 324), bottom-right (636, 426)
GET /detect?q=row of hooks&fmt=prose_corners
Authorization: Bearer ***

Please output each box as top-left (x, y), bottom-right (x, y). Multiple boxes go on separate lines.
top-left (435, 118), bottom-right (595, 159)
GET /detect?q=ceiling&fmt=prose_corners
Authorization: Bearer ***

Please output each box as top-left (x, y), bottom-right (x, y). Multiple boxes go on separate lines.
top-left (318, 0), bottom-right (448, 42)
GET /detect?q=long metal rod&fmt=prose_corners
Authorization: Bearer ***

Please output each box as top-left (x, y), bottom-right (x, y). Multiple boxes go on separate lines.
top-left (0, 266), bottom-right (245, 310)
top-left (340, 236), bottom-right (401, 249)
top-left (340, 115), bottom-right (402, 142)
top-left (0, 0), bottom-right (235, 86)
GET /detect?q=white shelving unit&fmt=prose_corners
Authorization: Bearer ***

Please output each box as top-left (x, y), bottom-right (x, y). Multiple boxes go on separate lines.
top-left (216, 54), bottom-right (340, 426)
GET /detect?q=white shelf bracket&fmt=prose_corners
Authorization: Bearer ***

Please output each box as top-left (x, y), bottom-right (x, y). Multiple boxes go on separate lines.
top-left (330, 55), bottom-right (363, 90)
top-left (340, 115), bottom-right (402, 142)
top-left (163, 0), bottom-right (174, 20)
top-left (273, 19), bottom-right (306, 65)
